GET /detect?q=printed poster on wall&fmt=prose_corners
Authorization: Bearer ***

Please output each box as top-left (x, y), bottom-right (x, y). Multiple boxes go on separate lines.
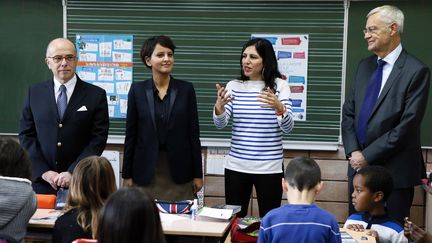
top-left (251, 34), bottom-right (308, 121)
top-left (75, 34), bottom-right (133, 118)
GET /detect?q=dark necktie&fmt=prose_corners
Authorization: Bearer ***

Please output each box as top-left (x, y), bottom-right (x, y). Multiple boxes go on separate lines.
top-left (356, 59), bottom-right (387, 145)
top-left (57, 84), bottom-right (67, 119)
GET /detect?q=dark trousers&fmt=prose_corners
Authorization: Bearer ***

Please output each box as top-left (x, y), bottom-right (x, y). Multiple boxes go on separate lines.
top-left (224, 168), bottom-right (283, 218)
top-left (386, 188), bottom-right (414, 225)
top-left (348, 175), bottom-right (414, 225)
top-left (32, 178), bottom-right (57, 195)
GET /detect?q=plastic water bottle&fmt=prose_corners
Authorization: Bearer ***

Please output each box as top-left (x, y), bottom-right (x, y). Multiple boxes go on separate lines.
top-left (191, 199), bottom-right (198, 220)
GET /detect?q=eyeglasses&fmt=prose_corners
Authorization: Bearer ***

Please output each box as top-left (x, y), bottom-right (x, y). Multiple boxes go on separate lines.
top-left (47, 55), bottom-right (77, 63)
top-left (362, 26), bottom-right (381, 35)
top-left (363, 24), bottom-right (392, 35)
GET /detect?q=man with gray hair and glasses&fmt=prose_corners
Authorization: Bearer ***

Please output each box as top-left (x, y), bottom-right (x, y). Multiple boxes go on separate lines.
top-left (342, 5), bottom-right (430, 224)
top-left (19, 38), bottom-right (109, 194)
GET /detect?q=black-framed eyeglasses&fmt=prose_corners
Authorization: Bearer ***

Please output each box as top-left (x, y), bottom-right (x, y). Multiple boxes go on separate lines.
top-left (47, 55), bottom-right (77, 63)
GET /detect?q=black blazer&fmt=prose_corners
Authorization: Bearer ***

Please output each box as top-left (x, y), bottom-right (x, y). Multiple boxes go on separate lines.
top-left (122, 78), bottom-right (202, 186)
top-left (19, 77), bottom-right (109, 180)
top-left (342, 49), bottom-right (430, 188)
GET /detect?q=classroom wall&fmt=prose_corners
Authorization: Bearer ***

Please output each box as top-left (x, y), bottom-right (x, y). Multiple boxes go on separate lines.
top-left (1, 0), bottom-right (430, 228)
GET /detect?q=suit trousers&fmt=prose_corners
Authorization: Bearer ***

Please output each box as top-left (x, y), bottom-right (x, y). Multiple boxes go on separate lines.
top-left (33, 178), bottom-right (58, 195)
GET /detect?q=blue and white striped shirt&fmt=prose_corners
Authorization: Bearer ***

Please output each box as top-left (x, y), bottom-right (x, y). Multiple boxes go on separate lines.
top-left (213, 79), bottom-right (294, 174)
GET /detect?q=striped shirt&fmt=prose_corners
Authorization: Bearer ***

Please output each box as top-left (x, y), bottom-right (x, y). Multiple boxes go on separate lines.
top-left (213, 78), bottom-right (294, 174)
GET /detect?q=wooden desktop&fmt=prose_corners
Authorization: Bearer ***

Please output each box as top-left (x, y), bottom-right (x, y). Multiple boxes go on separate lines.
top-left (29, 209), bottom-right (377, 243)
top-left (28, 209), bottom-right (233, 243)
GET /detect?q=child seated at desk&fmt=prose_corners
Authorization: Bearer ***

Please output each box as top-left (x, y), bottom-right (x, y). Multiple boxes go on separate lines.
top-left (52, 156), bottom-right (117, 243)
top-left (344, 166), bottom-right (408, 243)
top-left (258, 157), bottom-right (342, 243)
top-left (96, 187), bottom-right (166, 243)
top-left (0, 138), bottom-right (37, 243)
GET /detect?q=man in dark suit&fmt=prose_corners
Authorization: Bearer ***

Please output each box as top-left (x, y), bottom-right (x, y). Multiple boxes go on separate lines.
top-left (342, 5), bottom-right (430, 224)
top-left (19, 38), bottom-right (109, 194)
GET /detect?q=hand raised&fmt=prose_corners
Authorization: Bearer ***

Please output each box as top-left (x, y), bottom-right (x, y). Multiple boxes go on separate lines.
top-left (214, 83), bottom-right (233, 115)
top-left (257, 87), bottom-right (284, 113)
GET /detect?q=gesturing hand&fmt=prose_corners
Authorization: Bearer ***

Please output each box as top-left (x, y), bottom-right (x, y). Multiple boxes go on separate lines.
top-left (214, 83), bottom-right (233, 115)
top-left (257, 87), bottom-right (285, 113)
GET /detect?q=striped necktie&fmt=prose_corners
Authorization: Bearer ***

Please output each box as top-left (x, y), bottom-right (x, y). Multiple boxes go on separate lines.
top-left (57, 84), bottom-right (67, 119)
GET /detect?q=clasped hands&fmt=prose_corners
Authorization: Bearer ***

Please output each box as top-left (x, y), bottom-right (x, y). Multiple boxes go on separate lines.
top-left (349, 150), bottom-right (367, 172)
top-left (42, 170), bottom-right (72, 190)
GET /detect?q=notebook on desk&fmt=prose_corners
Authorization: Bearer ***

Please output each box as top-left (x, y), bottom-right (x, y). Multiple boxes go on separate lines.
top-left (341, 231), bottom-right (357, 243)
top-left (211, 204), bottom-right (242, 215)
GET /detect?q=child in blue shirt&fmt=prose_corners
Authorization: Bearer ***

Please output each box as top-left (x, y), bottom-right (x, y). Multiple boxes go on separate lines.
top-left (258, 157), bottom-right (342, 243)
top-left (344, 166), bottom-right (408, 243)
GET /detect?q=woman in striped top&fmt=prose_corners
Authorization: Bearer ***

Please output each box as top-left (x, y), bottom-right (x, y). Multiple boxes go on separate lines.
top-left (213, 38), bottom-right (294, 217)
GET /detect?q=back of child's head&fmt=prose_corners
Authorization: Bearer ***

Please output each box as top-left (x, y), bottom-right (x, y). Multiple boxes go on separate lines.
top-left (285, 157), bottom-right (321, 191)
top-left (66, 156), bottom-right (117, 233)
top-left (0, 137), bottom-right (31, 179)
top-left (356, 166), bottom-right (393, 202)
top-left (97, 187), bottom-right (166, 243)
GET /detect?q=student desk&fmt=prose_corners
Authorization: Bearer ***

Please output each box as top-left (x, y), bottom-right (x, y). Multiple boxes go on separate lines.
top-left (28, 209), bottom-right (233, 243)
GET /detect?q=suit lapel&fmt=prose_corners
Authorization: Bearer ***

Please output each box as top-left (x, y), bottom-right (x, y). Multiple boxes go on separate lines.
top-left (62, 78), bottom-right (87, 121)
top-left (355, 58), bottom-right (376, 119)
top-left (46, 80), bottom-right (61, 121)
top-left (167, 78), bottom-right (178, 123)
top-left (145, 80), bottom-right (157, 130)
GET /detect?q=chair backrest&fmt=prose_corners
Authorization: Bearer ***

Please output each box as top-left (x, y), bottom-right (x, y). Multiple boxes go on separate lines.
top-left (72, 239), bottom-right (98, 243)
top-left (35, 194), bottom-right (56, 209)
top-left (0, 233), bottom-right (18, 243)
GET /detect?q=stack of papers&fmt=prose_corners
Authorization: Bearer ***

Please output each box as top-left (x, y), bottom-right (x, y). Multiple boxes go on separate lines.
top-left (341, 231), bottom-right (357, 243)
top-left (211, 204), bottom-right (241, 214)
top-left (197, 207), bottom-right (233, 221)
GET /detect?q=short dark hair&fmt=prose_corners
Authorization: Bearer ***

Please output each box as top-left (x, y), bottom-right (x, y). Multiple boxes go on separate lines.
top-left (0, 137), bottom-right (31, 179)
top-left (356, 166), bottom-right (393, 201)
top-left (140, 35), bottom-right (176, 69)
top-left (239, 38), bottom-right (282, 91)
top-left (285, 157), bottom-right (321, 191)
top-left (96, 187), bottom-right (166, 243)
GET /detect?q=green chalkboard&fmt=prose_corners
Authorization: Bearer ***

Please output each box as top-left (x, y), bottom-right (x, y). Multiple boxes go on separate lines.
top-left (346, 1), bottom-right (432, 147)
top-left (0, 0), bottom-right (62, 134)
top-left (66, 0), bottom-right (345, 144)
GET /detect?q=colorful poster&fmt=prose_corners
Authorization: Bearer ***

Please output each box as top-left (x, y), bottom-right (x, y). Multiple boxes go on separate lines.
top-left (75, 34), bottom-right (133, 118)
top-left (251, 34), bottom-right (308, 121)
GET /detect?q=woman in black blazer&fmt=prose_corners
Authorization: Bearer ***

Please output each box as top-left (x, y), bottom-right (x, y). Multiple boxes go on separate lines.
top-left (123, 35), bottom-right (203, 201)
